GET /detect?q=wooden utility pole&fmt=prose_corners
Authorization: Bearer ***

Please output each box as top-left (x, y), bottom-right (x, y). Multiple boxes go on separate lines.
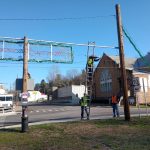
top-left (22, 36), bottom-right (29, 132)
top-left (23, 36), bottom-right (28, 92)
top-left (116, 4), bottom-right (130, 121)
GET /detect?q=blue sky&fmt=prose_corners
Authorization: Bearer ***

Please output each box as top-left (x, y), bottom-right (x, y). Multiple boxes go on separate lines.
top-left (0, 0), bottom-right (150, 90)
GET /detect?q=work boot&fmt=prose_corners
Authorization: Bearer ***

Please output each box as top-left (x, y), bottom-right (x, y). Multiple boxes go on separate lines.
top-left (87, 114), bottom-right (89, 120)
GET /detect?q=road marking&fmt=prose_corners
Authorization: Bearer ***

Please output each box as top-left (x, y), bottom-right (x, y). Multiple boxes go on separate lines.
top-left (25, 108), bottom-right (72, 113)
top-left (60, 109), bottom-right (65, 111)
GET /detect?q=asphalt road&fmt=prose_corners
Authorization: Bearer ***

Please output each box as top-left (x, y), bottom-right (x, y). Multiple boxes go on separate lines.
top-left (0, 103), bottom-right (149, 127)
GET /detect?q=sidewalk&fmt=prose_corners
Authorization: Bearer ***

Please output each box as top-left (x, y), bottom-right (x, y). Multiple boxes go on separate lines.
top-left (0, 115), bottom-right (115, 129)
top-left (0, 113), bottom-right (148, 129)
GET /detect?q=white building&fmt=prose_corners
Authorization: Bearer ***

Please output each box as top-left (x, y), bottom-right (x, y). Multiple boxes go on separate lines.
top-left (20, 91), bottom-right (47, 102)
top-left (54, 85), bottom-right (86, 104)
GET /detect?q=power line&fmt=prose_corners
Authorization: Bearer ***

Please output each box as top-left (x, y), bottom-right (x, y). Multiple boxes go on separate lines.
top-left (0, 15), bottom-right (115, 21)
top-left (0, 63), bottom-right (150, 69)
top-left (0, 36), bottom-right (119, 49)
top-left (123, 26), bottom-right (150, 67)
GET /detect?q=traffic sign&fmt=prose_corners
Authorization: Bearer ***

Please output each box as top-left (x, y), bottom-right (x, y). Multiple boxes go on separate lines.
top-left (128, 96), bottom-right (135, 105)
top-left (134, 86), bottom-right (141, 92)
top-left (21, 92), bottom-right (29, 106)
top-left (132, 77), bottom-right (141, 93)
top-left (21, 98), bottom-right (28, 106)
top-left (21, 92), bottom-right (30, 99)
top-left (132, 77), bottom-right (140, 86)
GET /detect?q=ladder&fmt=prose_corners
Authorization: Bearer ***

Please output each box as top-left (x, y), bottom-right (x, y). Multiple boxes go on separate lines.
top-left (85, 42), bottom-right (95, 119)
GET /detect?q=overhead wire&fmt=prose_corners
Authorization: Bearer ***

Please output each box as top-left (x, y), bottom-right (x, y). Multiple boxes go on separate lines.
top-left (0, 15), bottom-right (115, 21)
top-left (0, 62), bottom-right (149, 69)
top-left (0, 14), bottom-right (119, 68)
top-left (122, 26), bottom-right (144, 60)
top-left (122, 25), bottom-right (150, 67)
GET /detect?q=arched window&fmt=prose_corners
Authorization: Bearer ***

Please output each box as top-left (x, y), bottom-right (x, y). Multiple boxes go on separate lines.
top-left (100, 69), bottom-right (112, 92)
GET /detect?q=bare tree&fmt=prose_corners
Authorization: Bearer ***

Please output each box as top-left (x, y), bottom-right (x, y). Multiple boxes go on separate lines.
top-left (66, 69), bottom-right (79, 80)
top-left (47, 65), bottom-right (61, 82)
top-left (46, 66), bottom-right (86, 89)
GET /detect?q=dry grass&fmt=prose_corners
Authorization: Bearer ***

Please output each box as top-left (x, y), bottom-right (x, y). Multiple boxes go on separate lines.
top-left (0, 117), bottom-right (150, 150)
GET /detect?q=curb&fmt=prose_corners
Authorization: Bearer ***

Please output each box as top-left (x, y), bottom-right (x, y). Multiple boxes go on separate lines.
top-left (0, 116), bottom-right (113, 129)
top-left (0, 114), bottom-right (148, 129)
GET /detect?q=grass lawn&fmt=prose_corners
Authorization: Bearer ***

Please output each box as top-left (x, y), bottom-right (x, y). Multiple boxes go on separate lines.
top-left (0, 117), bottom-right (150, 150)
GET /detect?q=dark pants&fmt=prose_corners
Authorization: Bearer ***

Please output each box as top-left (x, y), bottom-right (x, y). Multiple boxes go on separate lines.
top-left (81, 106), bottom-right (89, 119)
top-left (87, 66), bottom-right (93, 80)
top-left (112, 103), bottom-right (119, 117)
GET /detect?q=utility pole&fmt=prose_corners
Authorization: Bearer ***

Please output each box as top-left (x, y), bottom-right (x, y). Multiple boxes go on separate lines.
top-left (23, 36), bottom-right (28, 93)
top-left (116, 4), bottom-right (130, 121)
top-left (21, 36), bottom-right (29, 132)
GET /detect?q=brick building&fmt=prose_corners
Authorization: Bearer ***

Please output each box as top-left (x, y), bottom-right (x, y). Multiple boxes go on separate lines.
top-left (93, 53), bottom-right (150, 105)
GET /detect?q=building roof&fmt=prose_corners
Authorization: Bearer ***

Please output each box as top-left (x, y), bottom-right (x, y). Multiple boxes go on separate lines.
top-left (134, 52), bottom-right (150, 72)
top-left (132, 70), bottom-right (150, 75)
top-left (97, 53), bottom-right (149, 73)
top-left (109, 55), bottom-right (136, 69)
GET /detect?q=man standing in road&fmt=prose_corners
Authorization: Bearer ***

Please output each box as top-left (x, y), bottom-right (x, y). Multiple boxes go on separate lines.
top-left (111, 93), bottom-right (120, 117)
top-left (80, 93), bottom-right (89, 120)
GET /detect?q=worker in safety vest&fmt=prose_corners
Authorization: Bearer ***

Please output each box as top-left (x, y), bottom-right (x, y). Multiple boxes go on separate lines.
top-left (111, 93), bottom-right (120, 117)
top-left (87, 56), bottom-right (99, 80)
top-left (79, 93), bottom-right (89, 120)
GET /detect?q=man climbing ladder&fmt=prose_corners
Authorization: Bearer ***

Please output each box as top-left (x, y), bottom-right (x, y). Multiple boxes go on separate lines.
top-left (84, 41), bottom-right (100, 120)
top-left (87, 55), bottom-right (99, 81)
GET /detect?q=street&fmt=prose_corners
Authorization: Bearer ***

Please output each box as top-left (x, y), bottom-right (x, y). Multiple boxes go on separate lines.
top-left (0, 102), bottom-right (149, 128)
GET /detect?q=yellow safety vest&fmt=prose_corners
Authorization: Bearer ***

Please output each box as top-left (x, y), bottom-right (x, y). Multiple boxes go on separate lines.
top-left (88, 58), bottom-right (93, 66)
top-left (81, 96), bottom-right (88, 106)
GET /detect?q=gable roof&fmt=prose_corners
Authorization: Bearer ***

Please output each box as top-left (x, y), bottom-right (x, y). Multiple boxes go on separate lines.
top-left (109, 55), bottom-right (136, 69)
top-left (133, 52), bottom-right (150, 72)
top-left (95, 53), bottom-right (150, 74)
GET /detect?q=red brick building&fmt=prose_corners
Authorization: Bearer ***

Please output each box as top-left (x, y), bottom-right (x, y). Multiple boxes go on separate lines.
top-left (93, 53), bottom-right (150, 105)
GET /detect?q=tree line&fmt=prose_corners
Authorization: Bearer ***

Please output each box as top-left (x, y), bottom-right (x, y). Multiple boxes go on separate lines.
top-left (34, 69), bottom-right (86, 95)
